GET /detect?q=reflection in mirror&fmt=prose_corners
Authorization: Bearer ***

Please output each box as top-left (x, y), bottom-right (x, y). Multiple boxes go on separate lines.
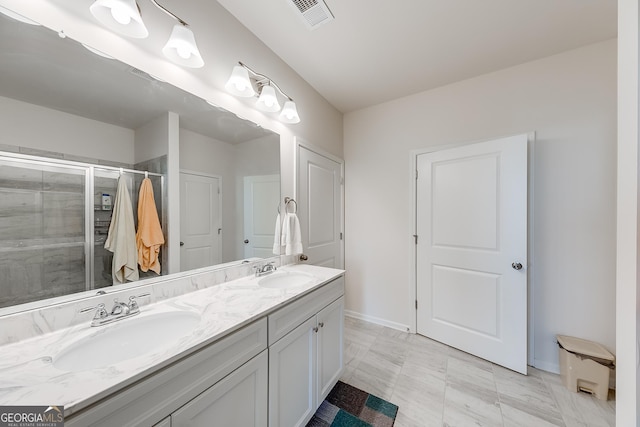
top-left (0, 10), bottom-right (280, 310)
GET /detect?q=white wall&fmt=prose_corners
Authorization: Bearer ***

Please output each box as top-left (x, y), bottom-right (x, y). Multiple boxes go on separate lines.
top-left (344, 39), bottom-right (617, 372)
top-left (0, 96), bottom-right (134, 163)
top-left (134, 113), bottom-right (170, 163)
top-left (616, 0), bottom-right (638, 423)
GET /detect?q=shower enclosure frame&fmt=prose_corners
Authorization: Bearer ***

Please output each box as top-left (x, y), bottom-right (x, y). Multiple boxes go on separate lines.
top-left (0, 150), bottom-right (165, 296)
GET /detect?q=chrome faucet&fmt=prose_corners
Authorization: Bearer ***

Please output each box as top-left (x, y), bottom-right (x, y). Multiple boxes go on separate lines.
top-left (110, 298), bottom-right (131, 316)
top-left (254, 261), bottom-right (277, 277)
top-left (81, 293), bottom-right (150, 327)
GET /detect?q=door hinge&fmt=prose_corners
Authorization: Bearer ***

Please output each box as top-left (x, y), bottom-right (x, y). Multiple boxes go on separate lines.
top-left (415, 170), bottom-right (418, 180)
top-left (340, 232), bottom-right (343, 240)
top-left (415, 300), bottom-right (418, 310)
top-left (340, 177), bottom-right (344, 185)
top-left (413, 234), bottom-right (418, 244)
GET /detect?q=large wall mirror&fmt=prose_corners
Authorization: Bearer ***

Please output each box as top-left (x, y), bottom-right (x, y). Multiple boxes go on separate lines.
top-left (0, 11), bottom-right (281, 311)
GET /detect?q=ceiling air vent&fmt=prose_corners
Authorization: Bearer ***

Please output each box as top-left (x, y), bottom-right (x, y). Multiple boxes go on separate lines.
top-left (287, 0), bottom-right (334, 30)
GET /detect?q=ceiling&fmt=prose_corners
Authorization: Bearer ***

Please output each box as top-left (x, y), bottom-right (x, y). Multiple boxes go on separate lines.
top-left (216, 0), bottom-right (618, 113)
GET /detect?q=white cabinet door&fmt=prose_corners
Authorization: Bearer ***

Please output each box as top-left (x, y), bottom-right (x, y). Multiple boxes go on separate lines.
top-left (316, 296), bottom-right (344, 403)
top-left (172, 351), bottom-right (268, 427)
top-left (269, 316), bottom-right (317, 427)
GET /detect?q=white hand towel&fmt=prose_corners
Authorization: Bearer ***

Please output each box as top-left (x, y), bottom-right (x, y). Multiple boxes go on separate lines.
top-left (105, 176), bottom-right (139, 284)
top-left (284, 213), bottom-right (303, 255)
top-left (273, 213), bottom-right (283, 255)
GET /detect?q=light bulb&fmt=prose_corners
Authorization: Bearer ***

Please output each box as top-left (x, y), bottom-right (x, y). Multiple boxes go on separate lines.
top-left (177, 46), bottom-right (191, 59)
top-left (256, 85), bottom-right (280, 112)
top-left (225, 65), bottom-right (255, 97)
top-left (162, 24), bottom-right (204, 68)
top-left (111, 6), bottom-right (131, 25)
top-left (279, 100), bottom-right (300, 124)
top-left (89, 0), bottom-right (148, 38)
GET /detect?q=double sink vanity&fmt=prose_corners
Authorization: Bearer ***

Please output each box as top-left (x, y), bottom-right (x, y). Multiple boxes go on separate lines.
top-left (0, 262), bottom-right (345, 427)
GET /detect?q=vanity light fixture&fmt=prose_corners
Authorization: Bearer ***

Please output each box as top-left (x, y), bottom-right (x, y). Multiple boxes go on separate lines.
top-left (225, 62), bottom-right (301, 124)
top-left (89, 0), bottom-right (204, 68)
top-left (256, 84), bottom-right (280, 113)
top-left (89, 0), bottom-right (149, 38)
top-left (225, 65), bottom-right (255, 97)
top-left (279, 100), bottom-right (301, 124)
top-left (150, 0), bottom-right (204, 68)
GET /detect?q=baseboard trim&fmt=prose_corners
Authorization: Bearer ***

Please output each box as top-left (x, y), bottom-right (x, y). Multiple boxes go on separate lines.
top-left (533, 359), bottom-right (560, 375)
top-left (344, 310), bottom-right (411, 333)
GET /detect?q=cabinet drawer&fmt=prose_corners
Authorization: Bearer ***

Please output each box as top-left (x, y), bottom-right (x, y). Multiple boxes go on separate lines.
top-left (268, 275), bottom-right (344, 345)
top-left (65, 318), bottom-right (268, 427)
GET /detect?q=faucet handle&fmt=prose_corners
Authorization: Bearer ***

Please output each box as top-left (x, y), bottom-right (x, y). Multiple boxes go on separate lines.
top-left (110, 298), bottom-right (126, 315)
top-left (128, 293), bottom-right (150, 314)
top-left (80, 303), bottom-right (108, 321)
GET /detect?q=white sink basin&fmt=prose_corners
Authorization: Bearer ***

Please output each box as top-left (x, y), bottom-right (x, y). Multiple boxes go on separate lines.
top-left (258, 271), bottom-right (314, 289)
top-left (54, 311), bottom-right (200, 372)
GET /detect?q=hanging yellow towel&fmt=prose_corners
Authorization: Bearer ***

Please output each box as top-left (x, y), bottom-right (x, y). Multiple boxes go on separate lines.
top-left (136, 177), bottom-right (165, 274)
top-left (105, 176), bottom-right (139, 284)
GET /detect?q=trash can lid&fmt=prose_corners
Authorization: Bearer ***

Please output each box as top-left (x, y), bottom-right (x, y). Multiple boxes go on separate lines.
top-left (556, 335), bottom-right (615, 361)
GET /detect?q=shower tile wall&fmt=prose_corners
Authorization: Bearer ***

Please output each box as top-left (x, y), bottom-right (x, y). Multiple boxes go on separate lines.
top-left (0, 164), bottom-right (86, 308)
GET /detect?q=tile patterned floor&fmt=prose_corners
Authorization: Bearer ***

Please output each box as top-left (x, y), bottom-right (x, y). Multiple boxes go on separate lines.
top-left (341, 317), bottom-right (615, 427)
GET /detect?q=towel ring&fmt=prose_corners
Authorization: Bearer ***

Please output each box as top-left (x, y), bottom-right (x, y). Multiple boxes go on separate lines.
top-left (284, 197), bottom-right (297, 213)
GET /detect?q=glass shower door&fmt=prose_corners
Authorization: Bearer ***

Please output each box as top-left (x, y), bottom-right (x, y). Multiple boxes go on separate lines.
top-left (0, 158), bottom-right (87, 308)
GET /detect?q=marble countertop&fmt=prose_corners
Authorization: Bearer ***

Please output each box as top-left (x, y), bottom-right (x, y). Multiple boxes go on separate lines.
top-left (0, 264), bottom-right (344, 416)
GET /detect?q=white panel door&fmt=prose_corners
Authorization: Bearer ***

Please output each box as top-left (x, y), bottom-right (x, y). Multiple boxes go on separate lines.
top-left (243, 175), bottom-right (280, 258)
top-left (298, 146), bottom-right (343, 268)
top-left (180, 172), bottom-right (221, 271)
top-left (416, 134), bottom-right (527, 374)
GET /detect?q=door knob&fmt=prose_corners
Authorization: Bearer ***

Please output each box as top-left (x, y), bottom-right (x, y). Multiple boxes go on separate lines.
top-left (180, 241), bottom-right (184, 246)
top-left (511, 262), bottom-right (523, 271)
top-left (244, 239), bottom-right (249, 244)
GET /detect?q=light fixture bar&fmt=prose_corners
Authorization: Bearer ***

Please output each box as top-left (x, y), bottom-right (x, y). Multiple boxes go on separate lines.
top-left (226, 61), bottom-right (301, 124)
top-left (238, 61), bottom-right (295, 102)
top-left (148, 0), bottom-right (187, 26)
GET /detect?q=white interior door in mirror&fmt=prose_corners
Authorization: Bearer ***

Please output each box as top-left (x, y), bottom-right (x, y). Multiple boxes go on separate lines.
top-left (416, 134), bottom-right (527, 374)
top-left (180, 172), bottom-right (221, 272)
top-left (297, 146), bottom-right (343, 268)
top-left (243, 175), bottom-right (280, 258)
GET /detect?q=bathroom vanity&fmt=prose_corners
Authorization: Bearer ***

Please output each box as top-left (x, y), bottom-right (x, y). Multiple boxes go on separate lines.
top-left (0, 264), bottom-right (345, 427)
